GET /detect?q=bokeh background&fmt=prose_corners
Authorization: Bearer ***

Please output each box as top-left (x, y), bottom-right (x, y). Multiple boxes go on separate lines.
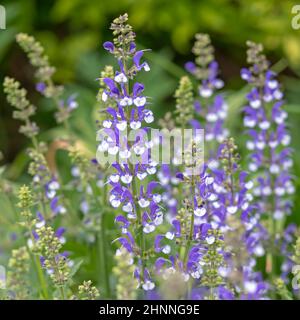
top-left (0, 0), bottom-right (300, 215)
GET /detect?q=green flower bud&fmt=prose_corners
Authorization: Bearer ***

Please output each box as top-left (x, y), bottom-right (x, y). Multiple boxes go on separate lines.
top-left (7, 247), bottom-right (30, 299)
top-left (3, 77), bottom-right (39, 138)
top-left (113, 248), bottom-right (138, 300)
top-left (174, 76), bottom-right (194, 126)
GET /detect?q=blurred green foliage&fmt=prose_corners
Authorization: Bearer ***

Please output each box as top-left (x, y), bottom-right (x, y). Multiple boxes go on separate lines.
top-left (1, 0), bottom-right (300, 216)
top-left (1, 0), bottom-right (300, 199)
top-left (2, 0), bottom-right (300, 74)
top-left (1, 0), bottom-right (300, 158)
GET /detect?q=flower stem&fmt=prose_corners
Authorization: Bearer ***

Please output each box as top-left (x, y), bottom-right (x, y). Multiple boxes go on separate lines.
top-left (33, 252), bottom-right (49, 299)
top-left (59, 286), bottom-right (65, 300)
top-left (94, 180), bottom-right (111, 298)
top-left (183, 173), bottom-right (196, 267)
top-left (132, 175), bottom-right (146, 276)
top-left (26, 230), bottom-right (49, 299)
top-left (98, 210), bottom-right (111, 298)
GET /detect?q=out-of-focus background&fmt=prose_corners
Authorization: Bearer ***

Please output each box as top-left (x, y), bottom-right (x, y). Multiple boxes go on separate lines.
top-left (0, 0), bottom-right (299, 193)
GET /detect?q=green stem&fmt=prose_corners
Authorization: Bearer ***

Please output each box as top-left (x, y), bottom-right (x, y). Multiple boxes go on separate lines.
top-left (102, 182), bottom-right (111, 297)
top-left (183, 174), bottom-right (196, 267)
top-left (98, 210), bottom-right (111, 298)
top-left (132, 176), bottom-right (146, 276)
top-left (27, 231), bottom-right (49, 299)
top-left (31, 251), bottom-right (49, 299)
top-left (59, 286), bottom-right (65, 300)
top-left (209, 287), bottom-right (214, 300)
top-left (93, 180), bottom-right (111, 298)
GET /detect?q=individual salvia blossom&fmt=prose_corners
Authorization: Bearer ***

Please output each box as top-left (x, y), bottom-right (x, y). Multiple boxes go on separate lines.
top-left (3, 77), bottom-right (39, 139)
top-left (241, 42), bottom-right (294, 276)
top-left (7, 247), bottom-right (30, 300)
top-left (113, 247), bottom-right (138, 299)
top-left (185, 33), bottom-right (228, 160)
top-left (16, 33), bottom-right (77, 124)
top-left (99, 14), bottom-right (159, 291)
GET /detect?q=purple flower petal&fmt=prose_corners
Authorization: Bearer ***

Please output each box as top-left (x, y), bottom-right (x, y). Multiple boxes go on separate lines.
top-left (103, 41), bottom-right (114, 53)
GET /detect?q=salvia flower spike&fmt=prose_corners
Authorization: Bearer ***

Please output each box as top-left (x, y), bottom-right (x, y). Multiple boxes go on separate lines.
top-left (99, 13), bottom-right (159, 291)
top-left (242, 41), bottom-right (295, 275)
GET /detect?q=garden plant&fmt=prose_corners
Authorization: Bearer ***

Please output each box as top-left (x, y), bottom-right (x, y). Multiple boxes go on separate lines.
top-left (0, 13), bottom-right (299, 301)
